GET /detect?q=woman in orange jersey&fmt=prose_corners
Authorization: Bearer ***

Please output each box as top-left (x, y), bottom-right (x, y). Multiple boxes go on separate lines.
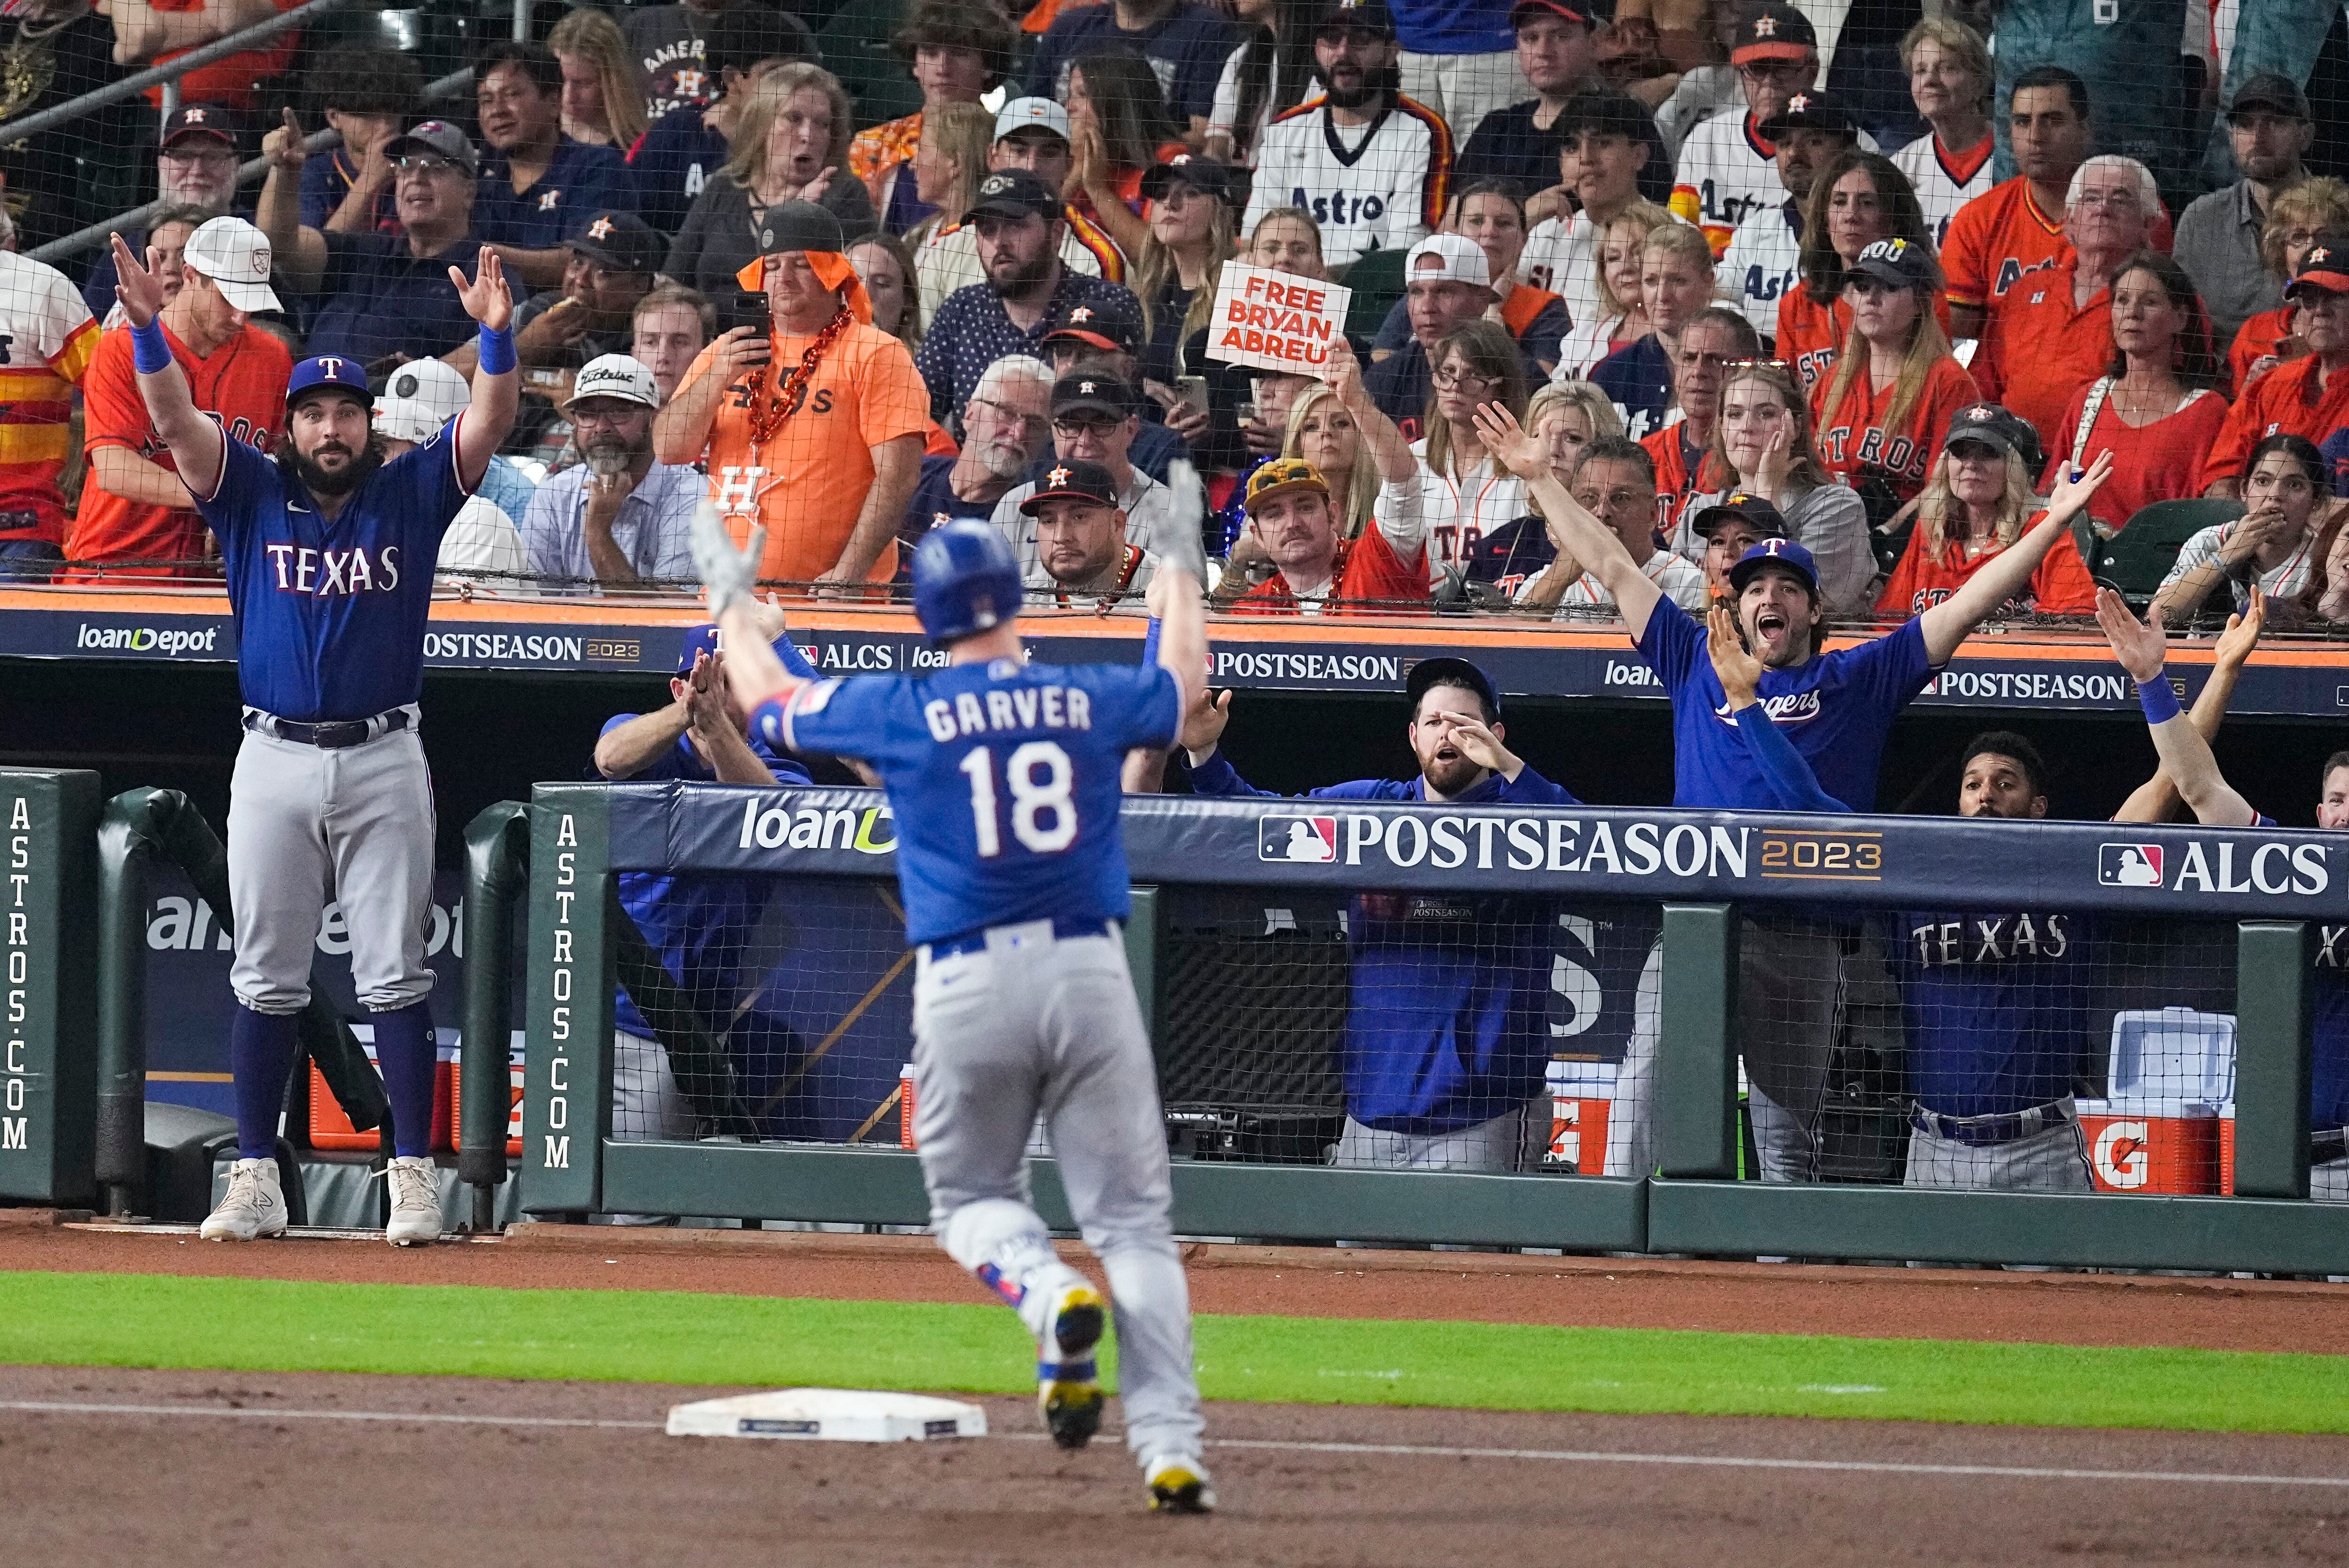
top-left (1812, 235), bottom-right (1978, 532)
top-left (2229, 179), bottom-right (2349, 395)
top-left (1878, 404), bottom-right (2100, 619)
top-left (1777, 149), bottom-right (1934, 398)
top-left (2040, 252), bottom-right (2227, 536)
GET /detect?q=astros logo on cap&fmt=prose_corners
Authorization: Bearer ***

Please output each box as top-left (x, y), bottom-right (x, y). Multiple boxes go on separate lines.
top-left (1753, 13), bottom-right (1776, 34)
top-left (1071, 305), bottom-right (1093, 322)
top-left (1786, 93), bottom-right (1808, 113)
top-left (183, 106), bottom-right (206, 123)
top-left (981, 174), bottom-right (1011, 194)
top-left (1965, 404), bottom-right (1994, 419)
top-left (2311, 246), bottom-right (2333, 269)
top-left (587, 216), bottom-right (614, 240)
top-left (1079, 381), bottom-right (1097, 395)
top-left (1047, 465), bottom-right (1072, 488)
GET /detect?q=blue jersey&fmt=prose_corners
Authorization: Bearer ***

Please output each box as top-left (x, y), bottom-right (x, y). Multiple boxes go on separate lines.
top-left (1190, 756), bottom-right (1578, 1131)
top-left (602, 714), bottom-right (808, 1040)
top-left (1886, 909), bottom-right (2098, 1119)
top-left (1640, 604), bottom-right (1936, 811)
top-left (770, 659), bottom-right (1180, 945)
top-left (196, 417), bottom-right (473, 721)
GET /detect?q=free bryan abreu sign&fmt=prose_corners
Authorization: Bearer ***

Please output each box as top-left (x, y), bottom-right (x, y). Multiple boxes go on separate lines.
top-left (1206, 260), bottom-right (1352, 373)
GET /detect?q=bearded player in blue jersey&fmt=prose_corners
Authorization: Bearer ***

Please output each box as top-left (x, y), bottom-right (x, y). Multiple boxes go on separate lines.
top-left (2099, 586), bottom-right (2349, 1202)
top-left (1478, 396), bottom-right (2117, 1180)
top-left (693, 511), bottom-right (1218, 1512)
top-left (102, 233), bottom-right (520, 1247)
top-left (1179, 657), bottom-right (1580, 1171)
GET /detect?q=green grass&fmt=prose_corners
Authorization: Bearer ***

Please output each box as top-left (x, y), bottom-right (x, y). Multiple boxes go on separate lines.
top-left (1, 1270), bottom-right (2342, 1433)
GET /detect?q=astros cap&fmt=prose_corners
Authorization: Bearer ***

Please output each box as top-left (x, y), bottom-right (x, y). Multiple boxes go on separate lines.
top-left (1315, 0), bottom-right (1396, 40)
top-left (1406, 232), bottom-right (1493, 291)
top-left (384, 118), bottom-right (478, 177)
top-left (2286, 234), bottom-right (2349, 299)
top-left (1509, 0), bottom-right (1596, 28)
top-left (1943, 402), bottom-right (2043, 475)
top-left (160, 101), bottom-right (237, 151)
top-left (1848, 235), bottom-right (1938, 293)
top-left (1041, 294), bottom-right (1143, 356)
top-left (568, 210), bottom-right (665, 274)
top-left (564, 353), bottom-right (662, 412)
top-left (1140, 153), bottom-right (1236, 206)
top-left (1727, 536), bottom-right (1819, 596)
top-left (1730, 0), bottom-right (1817, 65)
top-left (994, 96), bottom-right (1072, 145)
top-left (1406, 655), bottom-right (1501, 719)
top-left (1244, 456), bottom-right (1330, 514)
top-left (1019, 458), bottom-right (1121, 515)
top-left (1689, 490), bottom-right (1789, 540)
top-left (1050, 372), bottom-right (1139, 421)
top-left (1759, 89), bottom-right (1857, 141)
top-left (287, 354), bottom-right (372, 411)
top-left (182, 217), bottom-right (281, 313)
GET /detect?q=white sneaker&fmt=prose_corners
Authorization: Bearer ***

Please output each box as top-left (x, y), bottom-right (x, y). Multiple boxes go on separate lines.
top-left (200, 1157), bottom-right (288, 1242)
top-left (383, 1156), bottom-right (443, 1247)
top-left (1144, 1453), bottom-right (1216, 1514)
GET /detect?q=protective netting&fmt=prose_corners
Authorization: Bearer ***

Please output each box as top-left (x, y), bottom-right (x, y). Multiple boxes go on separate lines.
top-left (599, 865), bottom-right (2330, 1204)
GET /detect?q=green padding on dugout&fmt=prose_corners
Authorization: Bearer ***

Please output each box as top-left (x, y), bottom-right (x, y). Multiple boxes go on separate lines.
top-left (8, 1271), bottom-right (2349, 1434)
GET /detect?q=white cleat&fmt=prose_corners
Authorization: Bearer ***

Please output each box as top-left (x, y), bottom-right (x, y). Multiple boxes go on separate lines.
top-left (383, 1156), bottom-right (443, 1247)
top-left (1144, 1453), bottom-right (1216, 1514)
top-left (200, 1157), bottom-right (288, 1242)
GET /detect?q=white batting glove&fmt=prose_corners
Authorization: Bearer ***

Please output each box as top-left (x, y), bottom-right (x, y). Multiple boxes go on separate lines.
top-left (691, 502), bottom-right (764, 619)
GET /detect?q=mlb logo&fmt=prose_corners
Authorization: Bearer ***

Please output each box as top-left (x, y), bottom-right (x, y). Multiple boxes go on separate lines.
top-left (1258, 815), bottom-right (1337, 863)
top-left (2098, 843), bottom-right (2164, 887)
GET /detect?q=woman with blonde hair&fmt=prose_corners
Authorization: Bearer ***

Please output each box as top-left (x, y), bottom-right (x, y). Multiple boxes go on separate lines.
top-left (1592, 217), bottom-right (1717, 436)
top-left (850, 231), bottom-right (926, 350)
top-left (1279, 380), bottom-right (1379, 539)
top-left (1555, 200), bottom-right (1676, 381)
top-left (1468, 380), bottom-right (1624, 598)
top-left (2232, 177), bottom-right (2349, 393)
top-left (902, 100), bottom-right (995, 251)
top-left (1676, 360), bottom-right (1875, 612)
top-left (1130, 157), bottom-right (1239, 390)
top-left (1403, 319), bottom-right (1532, 583)
top-left (1879, 405), bottom-right (2100, 619)
top-left (549, 8), bottom-right (646, 152)
top-left (664, 62), bottom-right (877, 307)
top-left (1813, 236), bottom-right (1978, 530)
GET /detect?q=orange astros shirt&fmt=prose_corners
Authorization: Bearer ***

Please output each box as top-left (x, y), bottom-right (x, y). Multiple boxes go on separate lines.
top-left (680, 318), bottom-right (931, 587)
top-left (1813, 355), bottom-right (1979, 512)
top-left (1875, 515), bottom-right (2098, 617)
top-left (1940, 176), bottom-right (2070, 313)
top-left (0, 252), bottom-right (97, 547)
top-left (71, 319), bottom-right (289, 574)
top-left (1777, 287), bottom-right (1954, 396)
top-left (1972, 260), bottom-right (2114, 447)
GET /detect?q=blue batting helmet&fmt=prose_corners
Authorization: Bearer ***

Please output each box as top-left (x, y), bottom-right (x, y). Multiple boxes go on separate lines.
top-left (911, 520), bottom-right (1023, 644)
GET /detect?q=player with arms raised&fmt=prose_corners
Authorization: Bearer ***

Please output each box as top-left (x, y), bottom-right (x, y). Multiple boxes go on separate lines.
top-left (694, 511), bottom-right (1216, 1511)
top-left (106, 232), bottom-right (519, 1246)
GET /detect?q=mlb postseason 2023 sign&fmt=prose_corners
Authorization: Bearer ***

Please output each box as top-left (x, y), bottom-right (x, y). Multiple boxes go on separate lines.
top-left (1206, 262), bottom-right (1353, 375)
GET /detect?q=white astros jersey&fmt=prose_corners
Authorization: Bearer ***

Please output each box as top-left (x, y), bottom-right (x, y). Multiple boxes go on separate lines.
top-left (1893, 132), bottom-right (1995, 250)
top-left (1240, 93), bottom-right (1453, 268)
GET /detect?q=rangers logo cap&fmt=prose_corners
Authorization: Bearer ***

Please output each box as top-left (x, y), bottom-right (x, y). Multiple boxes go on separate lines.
top-left (993, 95), bottom-right (1072, 145)
top-left (287, 354), bottom-right (372, 410)
top-left (182, 217), bottom-right (281, 313)
top-left (564, 353), bottom-right (662, 412)
top-left (384, 118), bottom-right (478, 176)
top-left (1020, 458), bottom-right (1121, 514)
top-left (1730, 0), bottom-right (1816, 64)
top-left (1727, 536), bottom-right (1819, 596)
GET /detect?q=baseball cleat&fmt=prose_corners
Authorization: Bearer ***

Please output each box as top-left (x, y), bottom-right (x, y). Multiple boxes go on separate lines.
top-left (200, 1157), bottom-right (288, 1242)
top-left (382, 1156), bottom-right (443, 1247)
top-left (1036, 1280), bottom-right (1106, 1450)
top-left (1144, 1453), bottom-right (1216, 1514)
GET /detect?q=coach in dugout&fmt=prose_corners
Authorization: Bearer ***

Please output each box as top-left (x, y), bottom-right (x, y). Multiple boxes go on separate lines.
top-left (1478, 396), bottom-right (2115, 1180)
top-left (1179, 658), bottom-right (1579, 1169)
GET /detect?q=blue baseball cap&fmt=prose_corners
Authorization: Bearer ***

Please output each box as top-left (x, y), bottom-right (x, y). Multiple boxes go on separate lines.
top-left (287, 353), bottom-right (373, 411)
top-left (1727, 536), bottom-right (1819, 596)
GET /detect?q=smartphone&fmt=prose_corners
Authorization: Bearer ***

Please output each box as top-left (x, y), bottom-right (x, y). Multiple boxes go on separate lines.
top-left (728, 290), bottom-right (773, 363)
top-left (1174, 375), bottom-right (1208, 416)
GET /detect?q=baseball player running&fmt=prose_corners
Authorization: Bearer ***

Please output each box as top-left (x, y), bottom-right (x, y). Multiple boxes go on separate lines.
top-left (104, 232), bottom-right (519, 1246)
top-left (694, 512), bottom-right (1217, 1512)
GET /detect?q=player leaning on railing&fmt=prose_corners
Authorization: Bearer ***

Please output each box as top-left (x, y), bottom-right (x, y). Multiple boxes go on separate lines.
top-left (691, 504), bottom-right (1221, 1513)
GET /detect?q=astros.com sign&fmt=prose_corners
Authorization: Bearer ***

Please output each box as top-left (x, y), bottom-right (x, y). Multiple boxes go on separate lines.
top-left (75, 622), bottom-right (221, 657)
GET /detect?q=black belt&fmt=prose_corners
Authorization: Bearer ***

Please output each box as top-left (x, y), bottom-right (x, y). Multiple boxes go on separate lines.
top-left (922, 916), bottom-right (1115, 962)
top-left (244, 707), bottom-right (412, 749)
top-left (1909, 1097), bottom-right (2076, 1148)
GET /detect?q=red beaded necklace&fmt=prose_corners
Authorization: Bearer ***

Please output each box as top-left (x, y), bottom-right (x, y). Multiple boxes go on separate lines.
top-left (738, 306), bottom-right (856, 446)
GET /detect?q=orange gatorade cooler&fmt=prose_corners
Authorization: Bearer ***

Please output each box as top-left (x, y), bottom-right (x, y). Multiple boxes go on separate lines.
top-left (1545, 1058), bottom-right (1617, 1175)
top-left (308, 1037), bottom-right (455, 1152)
top-left (446, 1034), bottom-right (526, 1158)
top-left (2075, 1101), bottom-right (2220, 1193)
top-left (2075, 1008), bottom-right (2235, 1194)
top-left (899, 1063), bottom-right (918, 1149)
top-left (2220, 1107), bottom-right (2235, 1195)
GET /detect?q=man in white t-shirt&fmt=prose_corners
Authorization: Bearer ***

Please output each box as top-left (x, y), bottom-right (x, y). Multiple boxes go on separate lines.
top-left (1513, 437), bottom-right (1706, 616)
top-left (1719, 90), bottom-right (1859, 342)
top-left (1671, 1), bottom-right (1871, 258)
top-left (1241, 0), bottom-right (1454, 268)
top-left (991, 373), bottom-right (1204, 578)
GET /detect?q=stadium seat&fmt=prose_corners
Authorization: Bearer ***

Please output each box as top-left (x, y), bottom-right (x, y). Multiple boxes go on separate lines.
top-left (2099, 498), bottom-right (2243, 603)
top-left (1340, 247), bottom-right (1407, 342)
top-left (145, 1102), bottom-right (308, 1226)
top-left (816, 3), bottom-right (924, 130)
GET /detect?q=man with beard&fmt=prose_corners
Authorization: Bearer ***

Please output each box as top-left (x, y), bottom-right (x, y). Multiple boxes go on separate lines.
top-left (1181, 657), bottom-right (1581, 1171)
top-left (1479, 396), bottom-right (2114, 1181)
top-left (524, 354), bottom-right (702, 589)
top-left (1020, 459), bottom-right (1157, 609)
top-left (105, 234), bottom-right (520, 1247)
top-left (2175, 74), bottom-right (2315, 349)
top-left (902, 354), bottom-right (1053, 564)
top-left (70, 217), bottom-right (286, 580)
top-left (1241, 0), bottom-right (1455, 269)
top-left (1719, 90), bottom-right (1860, 341)
top-left (990, 372), bottom-right (1208, 578)
top-left (912, 99), bottom-right (1125, 320)
top-left (79, 102), bottom-right (255, 321)
top-left (917, 169), bottom-right (1142, 421)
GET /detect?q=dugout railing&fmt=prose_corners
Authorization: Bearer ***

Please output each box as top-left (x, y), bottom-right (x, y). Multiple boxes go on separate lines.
top-left (502, 783), bottom-right (2349, 1273)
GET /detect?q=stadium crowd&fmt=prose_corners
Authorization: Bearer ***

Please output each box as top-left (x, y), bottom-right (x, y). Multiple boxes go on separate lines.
top-left (7, 0), bottom-right (2349, 1201)
top-left (0, 0), bottom-right (2342, 627)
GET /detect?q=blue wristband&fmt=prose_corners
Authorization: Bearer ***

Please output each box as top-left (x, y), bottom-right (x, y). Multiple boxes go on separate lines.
top-left (1142, 616), bottom-right (1161, 668)
top-left (2138, 672), bottom-right (2181, 725)
top-left (477, 324), bottom-right (516, 376)
top-left (130, 317), bottom-right (172, 375)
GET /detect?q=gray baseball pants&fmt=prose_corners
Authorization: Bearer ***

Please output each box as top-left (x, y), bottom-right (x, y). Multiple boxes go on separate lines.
top-left (226, 711), bottom-right (436, 1015)
top-left (1334, 1102), bottom-right (1546, 1171)
top-left (1903, 1117), bottom-right (2094, 1192)
top-left (910, 919), bottom-right (1204, 1467)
